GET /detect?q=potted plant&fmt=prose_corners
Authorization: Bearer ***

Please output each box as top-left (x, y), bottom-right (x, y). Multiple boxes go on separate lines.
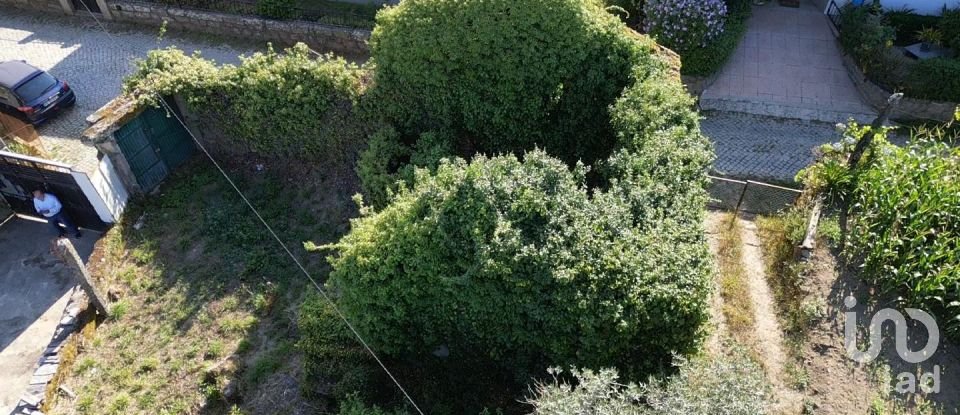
top-left (916, 27), bottom-right (943, 51)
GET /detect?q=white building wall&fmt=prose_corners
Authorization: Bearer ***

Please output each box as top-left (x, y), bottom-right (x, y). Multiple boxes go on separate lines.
top-left (87, 156), bottom-right (129, 223)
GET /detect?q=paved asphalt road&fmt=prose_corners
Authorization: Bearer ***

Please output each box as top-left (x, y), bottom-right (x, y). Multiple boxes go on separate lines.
top-left (0, 217), bottom-right (96, 414)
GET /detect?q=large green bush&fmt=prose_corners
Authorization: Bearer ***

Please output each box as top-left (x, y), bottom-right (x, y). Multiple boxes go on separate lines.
top-left (325, 151), bottom-right (711, 381)
top-left (941, 7), bottom-right (960, 51)
top-left (124, 43), bottom-right (367, 163)
top-left (366, 0), bottom-right (661, 165)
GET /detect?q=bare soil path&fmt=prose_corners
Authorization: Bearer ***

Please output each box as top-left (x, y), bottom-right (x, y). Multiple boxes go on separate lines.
top-left (739, 217), bottom-right (804, 413)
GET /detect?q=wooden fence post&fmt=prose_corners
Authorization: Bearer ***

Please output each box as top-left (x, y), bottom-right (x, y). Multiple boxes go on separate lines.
top-left (53, 239), bottom-right (109, 317)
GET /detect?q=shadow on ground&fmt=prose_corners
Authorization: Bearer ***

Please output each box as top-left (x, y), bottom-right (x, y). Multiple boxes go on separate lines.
top-left (0, 216), bottom-right (99, 413)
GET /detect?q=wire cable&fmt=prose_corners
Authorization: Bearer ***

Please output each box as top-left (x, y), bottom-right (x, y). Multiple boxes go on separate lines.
top-left (69, 4), bottom-right (426, 413)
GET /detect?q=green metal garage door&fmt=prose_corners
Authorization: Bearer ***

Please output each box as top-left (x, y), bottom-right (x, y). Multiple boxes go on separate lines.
top-left (114, 105), bottom-right (195, 191)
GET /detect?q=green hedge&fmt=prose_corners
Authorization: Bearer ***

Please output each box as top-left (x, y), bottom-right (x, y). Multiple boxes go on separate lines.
top-left (124, 43), bottom-right (368, 164)
top-left (678, 0), bottom-right (752, 76)
top-left (367, 0), bottom-right (660, 166)
top-left (906, 58), bottom-right (960, 102)
top-left (326, 151), bottom-right (711, 381)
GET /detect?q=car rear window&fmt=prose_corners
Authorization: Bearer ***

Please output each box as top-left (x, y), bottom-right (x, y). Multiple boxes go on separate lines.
top-left (14, 72), bottom-right (57, 102)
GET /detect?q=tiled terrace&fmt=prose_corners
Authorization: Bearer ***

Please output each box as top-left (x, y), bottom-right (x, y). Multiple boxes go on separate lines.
top-left (700, 0), bottom-right (876, 123)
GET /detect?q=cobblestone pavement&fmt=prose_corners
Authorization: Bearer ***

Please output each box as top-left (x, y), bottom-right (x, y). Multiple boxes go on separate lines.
top-left (0, 9), bottom-right (264, 171)
top-left (701, 110), bottom-right (840, 183)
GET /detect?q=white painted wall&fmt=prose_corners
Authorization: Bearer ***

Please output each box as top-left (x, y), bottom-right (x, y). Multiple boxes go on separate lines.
top-left (89, 156), bottom-right (129, 222)
top-left (71, 170), bottom-right (115, 224)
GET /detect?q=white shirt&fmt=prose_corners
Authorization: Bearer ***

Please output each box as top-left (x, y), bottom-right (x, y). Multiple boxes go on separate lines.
top-left (33, 193), bottom-right (62, 218)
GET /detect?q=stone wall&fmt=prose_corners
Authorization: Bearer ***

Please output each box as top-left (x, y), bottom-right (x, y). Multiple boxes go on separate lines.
top-left (106, 0), bottom-right (371, 57)
top-left (0, 0), bottom-right (71, 14)
top-left (841, 54), bottom-right (958, 122)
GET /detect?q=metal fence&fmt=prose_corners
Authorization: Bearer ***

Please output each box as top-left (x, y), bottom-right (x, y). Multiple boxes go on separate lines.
top-left (826, 0), bottom-right (842, 31)
top-left (138, 0), bottom-right (377, 29)
top-left (707, 175), bottom-right (803, 215)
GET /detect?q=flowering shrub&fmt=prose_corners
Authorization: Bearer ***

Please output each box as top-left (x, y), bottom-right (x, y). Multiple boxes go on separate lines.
top-left (643, 0), bottom-right (727, 51)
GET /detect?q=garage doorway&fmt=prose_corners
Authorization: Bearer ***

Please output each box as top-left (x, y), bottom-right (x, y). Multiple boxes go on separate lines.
top-left (113, 104), bottom-right (196, 192)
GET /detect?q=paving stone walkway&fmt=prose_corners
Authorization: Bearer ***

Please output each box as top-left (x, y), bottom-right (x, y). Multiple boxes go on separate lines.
top-left (700, 0), bottom-right (876, 123)
top-left (0, 9), bottom-right (263, 172)
top-left (701, 110), bottom-right (840, 182)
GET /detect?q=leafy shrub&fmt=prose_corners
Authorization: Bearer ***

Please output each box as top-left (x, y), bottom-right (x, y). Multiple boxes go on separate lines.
top-left (802, 117), bottom-right (960, 341)
top-left (678, 0), bottom-right (751, 76)
top-left (940, 7), bottom-right (960, 51)
top-left (906, 58), bottom-right (960, 102)
top-left (325, 151), bottom-right (711, 382)
top-left (643, 0), bottom-right (727, 52)
top-left (124, 44), bottom-right (368, 164)
top-left (838, 5), bottom-right (895, 78)
top-left (527, 352), bottom-right (767, 414)
top-left (256, 0), bottom-right (297, 20)
top-left (883, 8), bottom-right (941, 45)
top-left (367, 0), bottom-right (661, 166)
top-left (337, 395), bottom-right (409, 415)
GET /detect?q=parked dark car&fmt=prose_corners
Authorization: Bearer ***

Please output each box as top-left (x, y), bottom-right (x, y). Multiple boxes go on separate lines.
top-left (0, 60), bottom-right (76, 125)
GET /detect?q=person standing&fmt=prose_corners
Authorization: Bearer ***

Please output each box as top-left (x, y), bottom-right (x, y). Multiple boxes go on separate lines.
top-left (32, 189), bottom-right (81, 239)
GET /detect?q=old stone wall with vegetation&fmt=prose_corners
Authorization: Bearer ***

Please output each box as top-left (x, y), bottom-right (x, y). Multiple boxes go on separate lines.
top-left (108, 0), bottom-right (370, 57)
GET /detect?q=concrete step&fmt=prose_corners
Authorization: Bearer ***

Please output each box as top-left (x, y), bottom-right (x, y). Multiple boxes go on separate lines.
top-left (699, 95), bottom-right (876, 124)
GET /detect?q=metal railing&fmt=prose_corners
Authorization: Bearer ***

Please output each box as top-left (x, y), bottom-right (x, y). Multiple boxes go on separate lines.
top-left (707, 175), bottom-right (803, 215)
top-left (134, 0), bottom-right (378, 29)
top-left (826, 0), bottom-right (843, 31)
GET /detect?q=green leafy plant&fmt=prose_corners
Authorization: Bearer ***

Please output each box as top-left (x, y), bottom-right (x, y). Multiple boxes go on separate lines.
top-left (803, 115), bottom-right (960, 341)
top-left (256, 0), bottom-right (298, 20)
top-left (940, 6), bottom-right (960, 51)
top-left (915, 26), bottom-right (943, 47)
top-left (907, 58), bottom-right (960, 102)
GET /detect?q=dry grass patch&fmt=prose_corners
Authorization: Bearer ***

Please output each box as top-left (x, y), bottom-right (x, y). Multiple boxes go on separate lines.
top-left (49, 161), bottom-right (357, 415)
top-left (715, 213), bottom-right (756, 348)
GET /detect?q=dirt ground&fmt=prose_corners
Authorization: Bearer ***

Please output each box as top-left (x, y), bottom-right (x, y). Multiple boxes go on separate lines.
top-left (708, 210), bottom-right (960, 414)
top-left (799, 243), bottom-right (960, 414)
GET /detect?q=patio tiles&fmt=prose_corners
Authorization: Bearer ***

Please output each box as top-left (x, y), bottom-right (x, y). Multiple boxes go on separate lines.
top-left (700, 0), bottom-right (876, 123)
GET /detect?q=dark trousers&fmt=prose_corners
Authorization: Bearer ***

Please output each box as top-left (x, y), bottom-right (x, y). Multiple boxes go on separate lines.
top-left (48, 211), bottom-right (79, 236)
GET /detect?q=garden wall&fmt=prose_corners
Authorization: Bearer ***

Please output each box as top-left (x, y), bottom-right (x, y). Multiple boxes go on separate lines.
top-left (841, 54), bottom-right (958, 122)
top-left (106, 1), bottom-right (371, 57)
